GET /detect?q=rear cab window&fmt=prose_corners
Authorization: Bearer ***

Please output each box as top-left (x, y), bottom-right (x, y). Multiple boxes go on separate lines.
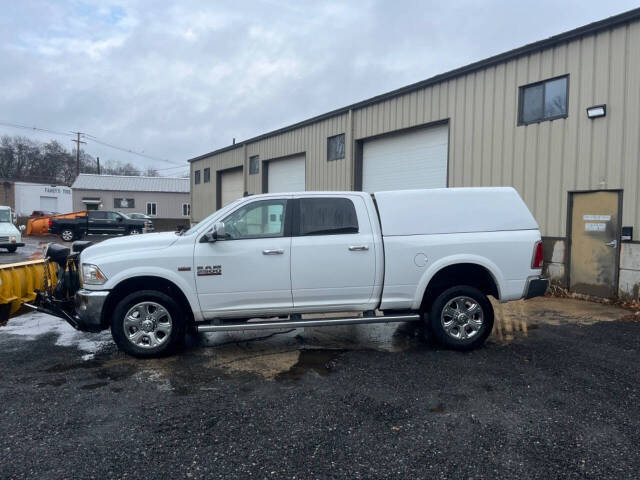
top-left (297, 197), bottom-right (359, 236)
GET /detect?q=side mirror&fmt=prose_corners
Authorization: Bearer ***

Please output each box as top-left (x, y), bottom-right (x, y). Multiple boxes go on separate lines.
top-left (200, 222), bottom-right (226, 243)
top-left (213, 222), bottom-right (226, 239)
top-left (116, 216), bottom-right (123, 222)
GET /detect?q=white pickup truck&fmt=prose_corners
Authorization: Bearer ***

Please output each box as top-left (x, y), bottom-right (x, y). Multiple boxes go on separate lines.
top-left (34, 187), bottom-right (547, 357)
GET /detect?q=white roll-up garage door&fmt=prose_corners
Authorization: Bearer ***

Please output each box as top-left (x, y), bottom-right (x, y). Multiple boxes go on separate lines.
top-left (267, 155), bottom-right (305, 193)
top-left (362, 124), bottom-right (448, 192)
top-left (220, 168), bottom-right (244, 207)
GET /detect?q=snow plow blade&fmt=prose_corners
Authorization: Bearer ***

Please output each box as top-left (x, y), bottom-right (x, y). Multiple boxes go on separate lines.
top-left (0, 259), bottom-right (57, 323)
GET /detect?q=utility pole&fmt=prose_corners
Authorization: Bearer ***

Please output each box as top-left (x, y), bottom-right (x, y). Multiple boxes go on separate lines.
top-left (71, 132), bottom-right (86, 177)
top-left (96, 157), bottom-right (101, 175)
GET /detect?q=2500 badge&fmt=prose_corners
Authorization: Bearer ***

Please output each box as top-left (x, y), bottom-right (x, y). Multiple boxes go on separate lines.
top-left (197, 265), bottom-right (222, 276)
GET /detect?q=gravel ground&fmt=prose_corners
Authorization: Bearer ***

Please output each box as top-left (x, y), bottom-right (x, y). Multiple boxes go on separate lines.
top-left (0, 297), bottom-right (639, 479)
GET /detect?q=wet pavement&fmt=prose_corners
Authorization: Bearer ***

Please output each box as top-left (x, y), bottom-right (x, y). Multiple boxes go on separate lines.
top-left (1, 297), bottom-right (639, 478)
top-left (0, 236), bottom-right (47, 263)
top-left (0, 234), bottom-right (120, 265)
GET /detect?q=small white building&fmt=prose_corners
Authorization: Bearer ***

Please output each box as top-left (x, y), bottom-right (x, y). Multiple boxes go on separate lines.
top-left (14, 182), bottom-right (73, 216)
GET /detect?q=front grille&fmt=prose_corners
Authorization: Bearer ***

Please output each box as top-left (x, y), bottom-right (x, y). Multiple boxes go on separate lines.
top-left (0, 236), bottom-right (8, 242)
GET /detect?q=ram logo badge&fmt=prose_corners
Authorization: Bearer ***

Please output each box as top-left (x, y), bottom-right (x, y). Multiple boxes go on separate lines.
top-left (197, 265), bottom-right (222, 276)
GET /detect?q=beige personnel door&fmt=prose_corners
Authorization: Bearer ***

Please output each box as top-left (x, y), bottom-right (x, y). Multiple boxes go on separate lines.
top-left (568, 190), bottom-right (622, 298)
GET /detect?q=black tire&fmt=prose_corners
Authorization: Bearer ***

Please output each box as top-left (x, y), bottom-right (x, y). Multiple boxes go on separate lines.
top-left (129, 228), bottom-right (141, 235)
top-left (60, 229), bottom-right (76, 242)
top-left (428, 285), bottom-right (494, 351)
top-left (111, 290), bottom-right (185, 358)
top-left (6, 246), bottom-right (17, 253)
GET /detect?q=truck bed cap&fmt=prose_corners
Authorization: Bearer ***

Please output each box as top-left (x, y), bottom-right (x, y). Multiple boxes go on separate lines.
top-left (374, 187), bottom-right (538, 236)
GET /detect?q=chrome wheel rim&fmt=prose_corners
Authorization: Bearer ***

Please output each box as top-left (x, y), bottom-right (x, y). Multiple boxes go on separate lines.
top-left (123, 301), bottom-right (172, 349)
top-left (61, 230), bottom-right (73, 241)
top-left (130, 230), bottom-right (139, 235)
top-left (441, 296), bottom-right (484, 341)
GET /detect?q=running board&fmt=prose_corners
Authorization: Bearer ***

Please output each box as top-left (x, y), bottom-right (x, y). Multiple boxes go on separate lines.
top-left (196, 313), bottom-right (421, 333)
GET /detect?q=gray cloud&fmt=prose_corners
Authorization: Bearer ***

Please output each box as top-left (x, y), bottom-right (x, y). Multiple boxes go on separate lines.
top-left (1, 0), bottom-right (637, 175)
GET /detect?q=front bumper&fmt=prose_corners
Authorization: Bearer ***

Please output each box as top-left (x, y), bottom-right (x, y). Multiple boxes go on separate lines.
top-left (524, 277), bottom-right (549, 299)
top-left (0, 242), bottom-right (25, 248)
top-left (74, 289), bottom-right (110, 332)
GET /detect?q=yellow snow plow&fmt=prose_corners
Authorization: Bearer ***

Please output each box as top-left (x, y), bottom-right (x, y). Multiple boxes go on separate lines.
top-left (0, 259), bottom-right (58, 323)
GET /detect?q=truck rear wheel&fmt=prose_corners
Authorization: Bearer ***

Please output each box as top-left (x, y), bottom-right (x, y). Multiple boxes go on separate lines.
top-left (60, 229), bottom-right (76, 242)
top-left (111, 290), bottom-right (185, 358)
top-left (428, 285), bottom-right (493, 351)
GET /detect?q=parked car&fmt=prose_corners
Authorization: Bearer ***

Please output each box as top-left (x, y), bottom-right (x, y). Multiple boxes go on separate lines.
top-left (49, 210), bottom-right (149, 241)
top-left (125, 213), bottom-right (151, 220)
top-left (119, 212), bottom-right (154, 231)
top-left (34, 187), bottom-right (547, 358)
top-left (0, 206), bottom-right (25, 253)
top-left (30, 210), bottom-right (59, 217)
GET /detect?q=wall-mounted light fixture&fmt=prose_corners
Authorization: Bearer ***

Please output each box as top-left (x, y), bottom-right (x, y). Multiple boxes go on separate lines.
top-left (586, 104), bottom-right (606, 119)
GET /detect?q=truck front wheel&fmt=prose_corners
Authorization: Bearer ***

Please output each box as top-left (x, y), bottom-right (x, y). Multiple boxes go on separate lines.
top-left (60, 229), bottom-right (76, 242)
top-left (428, 285), bottom-right (494, 351)
top-left (111, 290), bottom-right (185, 358)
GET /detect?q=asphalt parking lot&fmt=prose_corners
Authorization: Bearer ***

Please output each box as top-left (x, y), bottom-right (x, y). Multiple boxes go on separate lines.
top-left (0, 234), bottom-right (119, 265)
top-left (1, 297), bottom-right (639, 479)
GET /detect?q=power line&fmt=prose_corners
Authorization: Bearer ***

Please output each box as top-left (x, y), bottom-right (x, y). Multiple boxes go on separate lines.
top-left (82, 133), bottom-right (184, 166)
top-left (155, 164), bottom-right (190, 172)
top-left (0, 120), bottom-right (185, 168)
top-left (0, 120), bottom-right (74, 138)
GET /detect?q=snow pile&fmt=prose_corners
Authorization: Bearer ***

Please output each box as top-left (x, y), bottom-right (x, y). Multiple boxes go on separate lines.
top-left (1, 312), bottom-right (111, 353)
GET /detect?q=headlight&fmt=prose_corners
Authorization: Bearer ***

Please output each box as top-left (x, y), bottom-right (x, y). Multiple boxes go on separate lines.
top-left (9, 235), bottom-right (16, 243)
top-left (82, 263), bottom-right (108, 285)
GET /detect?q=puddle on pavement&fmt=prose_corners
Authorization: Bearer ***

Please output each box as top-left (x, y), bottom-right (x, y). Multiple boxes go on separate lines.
top-left (275, 349), bottom-right (344, 381)
top-left (490, 296), bottom-right (629, 344)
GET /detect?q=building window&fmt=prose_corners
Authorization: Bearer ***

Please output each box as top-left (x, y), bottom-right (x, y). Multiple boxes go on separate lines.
top-left (194, 170), bottom-right (201, 184)
top-left (327, 134), bottom-right (345, 161)
top-left (204, 168), bottom-right (210, 183)
top-left (249, 155), bottom-right (260, 174)
top-left (114, 198), bottom-right (135, 209)
top-left (146, 202), bottom-right (157, 216)
top-left (182, 203), bottom-right (191, 216)
top-left (518, 75), bottom-right (568, 125)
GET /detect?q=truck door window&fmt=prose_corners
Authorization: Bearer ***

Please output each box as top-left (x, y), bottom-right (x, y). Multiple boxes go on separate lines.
top-left (223, 199), bottom-right (287, 240)
top-left (298, 198), bottom-right (358, 236)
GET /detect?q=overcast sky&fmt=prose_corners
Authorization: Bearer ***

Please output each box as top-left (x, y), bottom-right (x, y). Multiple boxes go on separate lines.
top-left (1, 0), bottom-right (638, 176)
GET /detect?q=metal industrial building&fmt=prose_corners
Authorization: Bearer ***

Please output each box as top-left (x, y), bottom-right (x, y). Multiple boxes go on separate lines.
top-left (189, 8), bottom-right (640, 298)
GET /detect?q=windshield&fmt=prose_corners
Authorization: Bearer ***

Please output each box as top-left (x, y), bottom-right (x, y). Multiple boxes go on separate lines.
top-left (0, 209), bottom-right (11, 223)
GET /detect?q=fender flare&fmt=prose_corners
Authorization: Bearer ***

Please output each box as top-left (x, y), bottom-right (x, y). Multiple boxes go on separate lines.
top-left (411, 254), bottom-right (504, 310)
top-left (105, 266), bottom-right (203, 322)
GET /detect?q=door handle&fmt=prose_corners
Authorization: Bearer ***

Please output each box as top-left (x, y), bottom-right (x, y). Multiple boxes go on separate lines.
top-left (348, 245), bottom-right (369, 251)
top-left (605, 239), bottom-right (618, 248)
top-left (262, 249), bottom-right (284, 255)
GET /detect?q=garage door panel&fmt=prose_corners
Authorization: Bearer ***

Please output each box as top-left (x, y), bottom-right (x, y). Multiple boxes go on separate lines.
top-left (267, 155), bottom-right (305, 193)
top-left (220, 168), bottom-right (244, 207)
top-left (362, 124), bottom-right (448, 192)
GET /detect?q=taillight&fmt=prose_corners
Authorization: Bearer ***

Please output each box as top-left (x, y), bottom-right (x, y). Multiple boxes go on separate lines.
top-left (48, 218), bottom-right (52, 228)
top-left (532, 241), bottom-right (543, 269)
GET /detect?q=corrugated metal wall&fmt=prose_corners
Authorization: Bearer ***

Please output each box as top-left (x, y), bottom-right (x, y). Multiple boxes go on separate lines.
top-left (245, 113), bottom-right (351, 193)
top-left (191, 147), bottom-right (244, 220)
top-left (191, 20), bottom-right (640, 237)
